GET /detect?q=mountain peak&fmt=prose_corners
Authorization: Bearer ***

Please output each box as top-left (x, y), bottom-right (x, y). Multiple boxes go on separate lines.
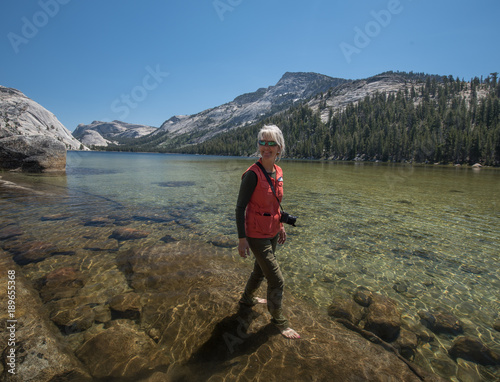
top-left (72, 120), bottom-right (157, 147)
top-left (158, 72), bottom-right (349, 138)
top-left (280, 71), bottom-right (331, 79)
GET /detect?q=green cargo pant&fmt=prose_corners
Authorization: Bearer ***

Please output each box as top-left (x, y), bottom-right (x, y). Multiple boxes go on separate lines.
top-left (240, 234), bottom-right (288, 329)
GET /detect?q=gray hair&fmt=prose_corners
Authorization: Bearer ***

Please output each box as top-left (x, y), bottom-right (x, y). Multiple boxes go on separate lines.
top-left (257, 124), bottom-right (285, 162)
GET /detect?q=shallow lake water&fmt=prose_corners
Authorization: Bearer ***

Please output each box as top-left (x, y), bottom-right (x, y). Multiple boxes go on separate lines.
top-left (1, 151), bottom-right (499, 381)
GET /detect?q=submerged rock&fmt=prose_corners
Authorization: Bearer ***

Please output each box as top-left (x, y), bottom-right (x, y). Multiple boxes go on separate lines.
top-left (92, 304), bottom-right (112, 324)
top-left (459, 263), bottom-right (486, 274)
top-left (76, 323), bottom-right (168, 379)
top-left (41, 213), bottom-right (71, 221)
top-left (7, 239), bottom-right (58, 265)
top-left (327, 296), bottom-right (365, 325)
top-left (83, 216), bottom-right (114, 227)
top-left (411, 249), bottom-right (436, 261)
top-left (0, 226), bottom-right (23, 241)
top-left (393, 328), bottom-right (419, 360)
top-left (418, 309), bottom-right (464, 335)
top-left (348, 287), bottom-right (402, 342)
top-left (109, 292), bottom-right (142, 320)
top-left (392, 281), bottom-right (409, 293)
top-left (0, 250), bottom-right (92, 381)
top-left (352, 286), bottom-right (373, 307)
top-left (494, 319), bottom-right (500, 332)
top-left (38, 267), bottom-right (86, 303)
top-left (364, 294), bottom-right (402, 342)
top-left (109, 227), bottom-right (150, 241)
top-left (49, 302), bottom-right (96, 334)
top-left (117, 245), bottom-right (212, 293)
top-left (208, 236), bottom-right (236, 248)
top-left (448, 336), bottom-right (500, 366)
top-left (160, 234), bottom-right (179, 244)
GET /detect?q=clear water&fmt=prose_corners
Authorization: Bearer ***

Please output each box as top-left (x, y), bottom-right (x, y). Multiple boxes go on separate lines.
top-left (1, 151), bottom-right (499, 380)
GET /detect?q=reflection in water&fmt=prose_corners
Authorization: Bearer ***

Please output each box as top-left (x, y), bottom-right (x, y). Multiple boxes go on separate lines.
top-left (0, 151), bottom-right (499, 381)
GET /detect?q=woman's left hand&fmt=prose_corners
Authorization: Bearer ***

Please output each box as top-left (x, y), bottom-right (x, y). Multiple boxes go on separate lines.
top-left (278, 226), bottom-right (287, 244)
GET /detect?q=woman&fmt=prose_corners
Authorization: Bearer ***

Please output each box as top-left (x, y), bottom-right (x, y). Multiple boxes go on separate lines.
top-left (235, 124), bottom-right (300, 339)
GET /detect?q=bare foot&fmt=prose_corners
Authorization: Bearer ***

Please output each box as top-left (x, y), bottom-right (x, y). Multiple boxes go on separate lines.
top-left (239, 297), bottom-right (267, 307)
top-left (280, 327), bottom-right (301, 339)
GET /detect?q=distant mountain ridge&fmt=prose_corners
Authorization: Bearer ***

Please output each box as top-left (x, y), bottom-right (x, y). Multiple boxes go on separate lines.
top-left (156, 72), bottom-right (349, 143)
top-left (72, 70), bottom-right (493, 157)
top-left (73, 120), bottom-right (157, 147)
top-left (0, 86), bottom-right (84, 150)
top-left (95, 71), bottom-right (421, 152)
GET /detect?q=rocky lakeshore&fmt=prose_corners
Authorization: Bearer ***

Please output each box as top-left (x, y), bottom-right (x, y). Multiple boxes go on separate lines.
top-left (0, 135), bottom-right (67, 173)
top-left (1, 215), bottom-right (499, 381)
top-left (1, 239), bottom-right (446, 382)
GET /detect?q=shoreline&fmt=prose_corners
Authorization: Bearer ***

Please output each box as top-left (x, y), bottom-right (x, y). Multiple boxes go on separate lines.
top-left (68, 150), bottom-right (500, 170)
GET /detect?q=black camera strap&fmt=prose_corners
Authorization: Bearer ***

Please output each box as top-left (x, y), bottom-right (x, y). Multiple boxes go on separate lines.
top-left (255, 161), bottom-right (284, 213)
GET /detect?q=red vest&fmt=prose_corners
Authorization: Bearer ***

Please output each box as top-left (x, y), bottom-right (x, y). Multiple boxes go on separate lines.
top-left (244, 160), bottom-right (283, 238)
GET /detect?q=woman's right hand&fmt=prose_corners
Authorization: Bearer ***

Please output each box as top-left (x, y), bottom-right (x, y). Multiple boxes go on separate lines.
top-left (238, 238), bottom-right (250, 258)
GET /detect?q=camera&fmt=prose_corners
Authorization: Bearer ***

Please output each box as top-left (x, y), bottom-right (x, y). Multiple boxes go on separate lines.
top-left (280, 211), bottom-right (297, 227)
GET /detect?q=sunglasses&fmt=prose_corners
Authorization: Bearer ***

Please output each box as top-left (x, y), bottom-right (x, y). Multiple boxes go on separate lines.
top-left (258, 140), bottom-right (278, 147)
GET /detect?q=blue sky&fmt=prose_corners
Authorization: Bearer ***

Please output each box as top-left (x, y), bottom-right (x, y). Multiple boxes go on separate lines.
top-left (1, 0), bottom-right (499, 132)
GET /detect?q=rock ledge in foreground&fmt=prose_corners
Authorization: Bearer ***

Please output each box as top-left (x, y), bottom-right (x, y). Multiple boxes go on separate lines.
top-left (0, 135), bottom-right (66, 172)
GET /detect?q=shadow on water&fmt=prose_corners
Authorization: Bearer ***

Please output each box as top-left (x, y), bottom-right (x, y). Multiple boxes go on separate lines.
top-left (180, 304), bottom-right (279, 380)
